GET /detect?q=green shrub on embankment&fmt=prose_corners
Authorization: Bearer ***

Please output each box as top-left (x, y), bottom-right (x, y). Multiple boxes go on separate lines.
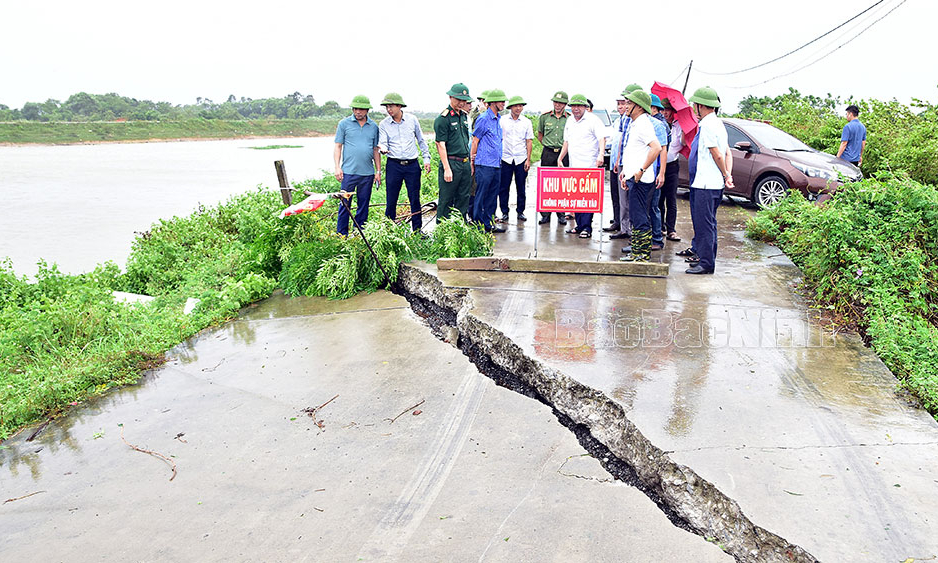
top-left (747, 176), bottom-right (938, 416)
top-left (1, 150), bottom-right (493, 439)
top-left (0, 118), bottom-right (343, 144)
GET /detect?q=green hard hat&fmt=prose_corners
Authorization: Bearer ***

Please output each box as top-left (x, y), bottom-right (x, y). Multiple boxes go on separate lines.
top-left (688, 86), bottom-right (721, 108)
top-left (446, 83), bottom-right (472, 101)
top-left (380, 92), bottom-right (406, 107)
top-left (484, 89), bottom-right (507, 103)
top-left (622, 83), bottom-right (642, 96)
top-left (624, 89), bottom-right (652, 114)
top-left (507, 95), bottom-right (526, 107)
top-left (477, 90), bottom-right (491, 101)
top-left (551, 90), bottom-right (569, 104)
top-left (569, 94), bottom-right (589, 107)
top-left (350, 95), bottom-right (372, 109)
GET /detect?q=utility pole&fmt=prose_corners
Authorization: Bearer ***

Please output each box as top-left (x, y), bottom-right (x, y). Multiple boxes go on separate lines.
top-left (682, 60), bottom-right (694, 95)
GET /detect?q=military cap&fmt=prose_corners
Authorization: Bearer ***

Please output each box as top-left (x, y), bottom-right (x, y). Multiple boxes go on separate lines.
top-left (446, 83), bottom-right (472, 101)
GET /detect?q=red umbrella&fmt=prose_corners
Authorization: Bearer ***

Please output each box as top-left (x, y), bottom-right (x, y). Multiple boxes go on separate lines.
top-left (651, 81), bottom-right (697, 158)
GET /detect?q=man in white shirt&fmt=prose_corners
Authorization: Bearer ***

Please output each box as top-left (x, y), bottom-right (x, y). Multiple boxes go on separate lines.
top-left (617, 89), bottom-right (662, 262)
top-left (686, 86), bottom-right (734, 275)
top-left (378, 92), bottom-right (431, 231)
top-left (558, 94), bottom-right (605, 238)
top-left (498, 96), bottom-right (534, 222)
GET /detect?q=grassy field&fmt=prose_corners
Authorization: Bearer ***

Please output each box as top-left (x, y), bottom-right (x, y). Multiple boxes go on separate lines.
top-left (0, 117), bottom-right (438, 144)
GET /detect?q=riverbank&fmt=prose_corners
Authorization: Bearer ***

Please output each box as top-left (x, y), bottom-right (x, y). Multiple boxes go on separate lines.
top-left (0, 117), bottom-right (437, 145)
top-left (0, 118), bottom-right (340, 145)
top-left (0, 133), bottom-right (329, 147)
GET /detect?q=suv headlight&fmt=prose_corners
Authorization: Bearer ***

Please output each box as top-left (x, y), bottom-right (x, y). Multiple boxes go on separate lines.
top-left (791, 162), bottom-right (837, 180)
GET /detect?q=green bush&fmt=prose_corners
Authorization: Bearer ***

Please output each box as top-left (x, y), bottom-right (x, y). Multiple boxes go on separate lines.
top-left (747, 176), bottom-right (938, 415)
top-left (1, 149), bottom-right (497, 437)
top-left (0, 261), bottom-right (195, 438)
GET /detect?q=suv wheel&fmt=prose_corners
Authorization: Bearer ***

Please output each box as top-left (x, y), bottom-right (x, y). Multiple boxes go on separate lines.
top-left (753, 175), bottom-right (789, 207)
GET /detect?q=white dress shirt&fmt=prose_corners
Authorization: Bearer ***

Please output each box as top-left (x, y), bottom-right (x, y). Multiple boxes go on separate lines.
top-left (619, 113), bottom-right (658, 183)
top-left (667, 120), bottom-right (684, 163)
top-left (691, 112), bottom-right (729, 190)
top-left (563, 112), bottom-right (604, 168)
top-left (499, 114), bottom-right (534, 164)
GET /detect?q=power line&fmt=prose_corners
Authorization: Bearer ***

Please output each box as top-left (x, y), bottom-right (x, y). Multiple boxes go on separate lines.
top-left (696, 0), bottom-right (887, 76)
top-left (669, 63), bottom-right (689, 87)
top-left (722, 0), bottom-right (908, 89)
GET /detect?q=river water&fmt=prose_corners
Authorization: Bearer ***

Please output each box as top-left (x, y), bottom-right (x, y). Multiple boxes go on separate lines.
top-left (0, 137), bottom-right (337, 276)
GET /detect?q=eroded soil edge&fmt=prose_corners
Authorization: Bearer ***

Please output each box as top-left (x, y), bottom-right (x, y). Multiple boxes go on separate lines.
top-left (392, 264), bottom-right (819, 563)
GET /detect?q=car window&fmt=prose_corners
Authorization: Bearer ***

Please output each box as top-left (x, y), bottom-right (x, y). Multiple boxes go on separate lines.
top-left (591, 109), bottom-right (611, 126)
top-left (726, 125), bottom-right (751, 148)
top-left (738, 121), bottom-right (813, 152)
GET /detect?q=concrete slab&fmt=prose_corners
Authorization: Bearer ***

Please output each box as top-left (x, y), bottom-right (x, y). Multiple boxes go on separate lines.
top-left (0, 291), bottom-right (730, 562)
top-left (436, 256), bottom-right (669, 277)
top-left (426, 194), bottom-right (938, 562)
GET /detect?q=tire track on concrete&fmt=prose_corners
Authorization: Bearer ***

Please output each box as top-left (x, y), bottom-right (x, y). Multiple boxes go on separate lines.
top-left (357, 281), bottom-right (528, 560)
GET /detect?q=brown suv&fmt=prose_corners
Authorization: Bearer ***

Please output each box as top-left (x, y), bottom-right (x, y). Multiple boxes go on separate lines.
top-left (678, 118), bottom-right (862, 206)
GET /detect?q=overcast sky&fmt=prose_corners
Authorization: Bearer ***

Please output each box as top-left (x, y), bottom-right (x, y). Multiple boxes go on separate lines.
top-left (2, 0), bottom-right (933, 115)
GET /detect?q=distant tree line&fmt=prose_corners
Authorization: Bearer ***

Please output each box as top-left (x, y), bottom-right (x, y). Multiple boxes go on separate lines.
top-left (0, 91), bottom-right (362, 122)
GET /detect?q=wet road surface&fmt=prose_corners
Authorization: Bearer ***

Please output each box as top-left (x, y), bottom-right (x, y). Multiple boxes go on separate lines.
top-left (0, 291), bottom-right (729, 562)
top-left (429, 191), bottom-right (938, 562)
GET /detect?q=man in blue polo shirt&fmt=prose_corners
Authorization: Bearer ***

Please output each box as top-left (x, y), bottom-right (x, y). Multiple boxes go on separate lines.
top-left (470, 89), bottom-right (507, 233)
top-left (334, 95), bottom-right (381, 236)
top-left (836, 104), bottom-right (866, 167)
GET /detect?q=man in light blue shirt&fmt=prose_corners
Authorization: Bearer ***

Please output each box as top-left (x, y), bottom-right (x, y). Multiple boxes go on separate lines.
top-left (605, 92), bottom-right (627, 236)
top-left (378, 93), bottom-right (431, 231)
top-left (470, 89), bottom-right (506, 233)
top-left (334, 95), bottom-right (381, 236)
top-left (648, 95), bottom-right (669, 250)
top-left (837, 104), bottom-right (866, 167)
top-left (612, 83), bottom-right (642, 240)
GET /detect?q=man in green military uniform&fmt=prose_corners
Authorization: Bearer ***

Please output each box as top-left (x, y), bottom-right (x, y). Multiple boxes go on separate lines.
top-left (469, 90), bottom-right (491, 130)
top-left (537, 90), bottom-right (570, 225)
top-left (434, 83), bottom-right (473, 221)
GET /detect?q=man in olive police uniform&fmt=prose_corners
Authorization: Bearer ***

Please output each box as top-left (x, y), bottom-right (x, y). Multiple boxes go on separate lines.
top-left (434, 83), bottom-right (473, 221)
top-left (537, 90), bottom-right (570, 225)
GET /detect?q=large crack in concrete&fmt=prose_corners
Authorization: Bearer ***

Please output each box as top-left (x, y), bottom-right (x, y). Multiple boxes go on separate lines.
top-left (391, 263), bottom-right (819, 563)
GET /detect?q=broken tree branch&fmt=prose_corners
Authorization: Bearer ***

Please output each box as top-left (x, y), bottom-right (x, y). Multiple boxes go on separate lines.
top-left (302, 394), bottom-right (339, 430)
top-left (4, 490), bottom-right (46, 504)
top-left (120, 425), bottom-right (177, 481)
top-left (385, 399), bottom-right (425, 424)
top-left (26, 419), bottom-right (52, 442)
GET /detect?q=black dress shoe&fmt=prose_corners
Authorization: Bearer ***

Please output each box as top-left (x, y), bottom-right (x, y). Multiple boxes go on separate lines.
top-left (602, 225), bottom-right (620, 232)
top-left (517, 213), bottom-right (527, 221)
top-left (685, 265), bottom-right (714, 274)
top-left (609, 232), bottom-right (631, 239)
top-left (558, 217), bottom-right (568, 225)
top-left (538, 217), bottom-right (550, 224)
top-left (491, 225), bottom-right (507, 233)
